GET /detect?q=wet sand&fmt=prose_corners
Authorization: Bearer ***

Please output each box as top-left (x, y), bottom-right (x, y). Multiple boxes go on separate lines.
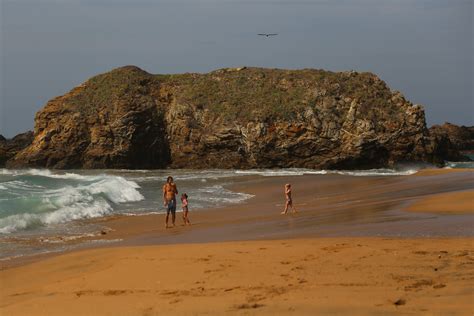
top-left (101, 168), bottom-right (474, 245)
top-left (1, 169), bottom-right (473, 315)
top-left (406, 190), bottom-right (474, 214)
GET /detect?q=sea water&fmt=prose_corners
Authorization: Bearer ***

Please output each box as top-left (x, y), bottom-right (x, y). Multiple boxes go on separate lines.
top-left (445, 153), bottom-right (474, 169)
top-left (0, 166), bottom-right (458, 260)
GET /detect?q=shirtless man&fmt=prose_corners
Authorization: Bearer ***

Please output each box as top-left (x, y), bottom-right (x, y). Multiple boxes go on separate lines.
top-left (281, 183), bottom-right (296, 214)
top-left (163, 176), bottom-right (178, 228)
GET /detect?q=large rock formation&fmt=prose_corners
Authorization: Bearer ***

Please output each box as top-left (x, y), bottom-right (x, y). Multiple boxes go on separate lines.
top-left (6, 66), bottom-right (454, 169)
top-left (0, 132), bottom-right (34, 167)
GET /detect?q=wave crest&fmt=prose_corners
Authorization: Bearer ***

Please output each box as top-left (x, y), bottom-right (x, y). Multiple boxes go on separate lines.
top-left (0, 171), bottom-right (144, 234)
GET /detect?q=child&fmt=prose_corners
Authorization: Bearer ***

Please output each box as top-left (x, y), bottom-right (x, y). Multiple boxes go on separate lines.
top-left (281, 183), bottom-right (297, 215)
top-left (181, 193), bottom-right (191, 225)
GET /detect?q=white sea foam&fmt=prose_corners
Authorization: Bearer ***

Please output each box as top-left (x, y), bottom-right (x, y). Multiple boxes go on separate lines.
top-left (444, 161), bottom-right (474, 169)
top-left (128, 170), bottom-right (240, 182)
top-left (192, 184), bottom-right (254, 207)
top-left (1, 169), bottom-right (54, 177)
top-left (39, 232), bottom-right (100, 243)
top-left (0, 253), bottom-right (25, 261)
top-left (2, 180), bottom-right (45, 192)
top-left (234, 168), bottom-right (417, 177)
top-left (1, 168), bottom-right (95, 180)
top-left (331, 169), bottom-right (418, 176)
top-left (0, 200), bottom-right (113, 234)
top-left (0, 172), bottom-right (144, 234)
top-left (235, 169), bottom-right (328, 177)
top-left (81, 177), bottom-right (143, 203)
top-left (84, 238), bottom-right (123, 244)
top-left (113, 167), bottom-right (419, 183)
top-left (0, 213), bottom-right (42, 234)
top-left (121, 211), bottom-right (162, 216)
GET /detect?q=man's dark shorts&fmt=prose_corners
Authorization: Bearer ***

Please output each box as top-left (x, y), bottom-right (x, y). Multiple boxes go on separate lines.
top-left (166, 199), bottom-right (176, 215)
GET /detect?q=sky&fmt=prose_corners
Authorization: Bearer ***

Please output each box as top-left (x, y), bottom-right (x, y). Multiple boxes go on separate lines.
top-left (0, 0), bottom-right (472, 137)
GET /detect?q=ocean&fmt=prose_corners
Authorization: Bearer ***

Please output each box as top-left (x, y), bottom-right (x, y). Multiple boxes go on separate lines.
top-left (0, 164), bottom-right (471, 261)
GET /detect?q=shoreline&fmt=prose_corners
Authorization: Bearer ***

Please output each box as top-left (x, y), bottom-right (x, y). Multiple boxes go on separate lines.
top-left (1, 168), bottom-right (473, 270)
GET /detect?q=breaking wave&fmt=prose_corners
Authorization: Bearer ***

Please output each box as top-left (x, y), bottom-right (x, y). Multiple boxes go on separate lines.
top-left (0, 170), bottom-right (144, 234)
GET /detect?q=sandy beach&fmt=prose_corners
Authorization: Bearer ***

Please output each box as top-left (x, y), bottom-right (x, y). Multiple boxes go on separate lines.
top-left (1, 169), bottom-right (473, 315)
top-left (2, 238), bottom-right (473, 316)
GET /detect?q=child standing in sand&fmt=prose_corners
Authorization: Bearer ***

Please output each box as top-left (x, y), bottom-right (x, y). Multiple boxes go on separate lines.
top-left (281, 183), bottom-right (296, 215)
top-left (181, 193), bottom-right (191, 225)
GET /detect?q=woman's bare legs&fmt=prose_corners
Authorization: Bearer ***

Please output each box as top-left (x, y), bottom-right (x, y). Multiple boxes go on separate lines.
top-left (281, 200), bottom-right (297, 214)
top-left (281, 201), bottom-right (289, 214)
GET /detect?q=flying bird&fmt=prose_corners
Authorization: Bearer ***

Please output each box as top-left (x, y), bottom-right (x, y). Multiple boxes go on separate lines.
top-left (258, 33), bottom-right (278, 37)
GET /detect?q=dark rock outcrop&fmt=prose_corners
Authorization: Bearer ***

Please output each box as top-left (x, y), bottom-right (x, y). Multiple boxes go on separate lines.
top-left (0, 132), bottom-right (34, 167)
top-left (6, 66), bottom-right (458, 169)
top-left (429, 123), bottom-right (474, 158)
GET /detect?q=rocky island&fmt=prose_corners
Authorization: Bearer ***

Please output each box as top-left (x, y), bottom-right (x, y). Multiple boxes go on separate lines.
top-left (3, 66), bottom-right (471, 169)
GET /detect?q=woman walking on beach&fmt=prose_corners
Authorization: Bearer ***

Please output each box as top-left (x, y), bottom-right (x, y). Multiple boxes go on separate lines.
top-left (163, 176), bottom-right (178, 228)
top-left (281, 183), bottom-right (296, 215)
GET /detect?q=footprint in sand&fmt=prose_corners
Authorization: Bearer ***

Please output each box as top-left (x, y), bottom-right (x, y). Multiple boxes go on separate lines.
top-left (169, 298), bottom-right (182, 304)
top-left (303, 255), bottom-right (315, 261)
top-left (75, 290), bottom-right (94, 297)
top-left (404, 279), bottom-right (433, 291)
top-left (103, 290), bottom-right (132, 296)
top-left (142, 307), bottom-right (155, 316)
top-left (224, 286), bottom-right (240, 292)
top-left (455, 250), bottom-right (471, 257)
top-left (233, 303), bottom-right (265, 310)
top-left (246, 293), bottom-right (266, 303)
top-left (195, 257), bottom-right (211, 262)
top-left (393, 298), bottom-right (406, 306)
top-left (291, 265), bottom-right (304, 271)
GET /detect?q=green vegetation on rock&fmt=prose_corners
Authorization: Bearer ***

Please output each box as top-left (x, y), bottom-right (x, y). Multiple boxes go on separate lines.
top-left (7, 65), bottom-right (460, 169)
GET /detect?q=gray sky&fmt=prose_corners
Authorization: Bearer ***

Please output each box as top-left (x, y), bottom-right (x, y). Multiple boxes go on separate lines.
top-left (1, 0), bottom-right (472, 137)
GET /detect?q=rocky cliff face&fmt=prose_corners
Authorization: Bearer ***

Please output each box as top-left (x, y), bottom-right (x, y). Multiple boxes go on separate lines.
top-left (429, 123), bottom-right (474, 157)
top-left (0, 132), bottom-right (34, 167)
top-left (7, 66), bottom-right (451, 169)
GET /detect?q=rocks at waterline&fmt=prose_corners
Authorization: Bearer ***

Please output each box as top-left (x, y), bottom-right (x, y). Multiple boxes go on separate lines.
top-left (429, 123), bottom-right (474, 159)
top-left (0, 131), bottom-right (34, 167)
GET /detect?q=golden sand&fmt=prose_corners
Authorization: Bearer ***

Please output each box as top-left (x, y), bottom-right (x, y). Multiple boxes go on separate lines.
top-left (1, 238), bottom-right (473, 316)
